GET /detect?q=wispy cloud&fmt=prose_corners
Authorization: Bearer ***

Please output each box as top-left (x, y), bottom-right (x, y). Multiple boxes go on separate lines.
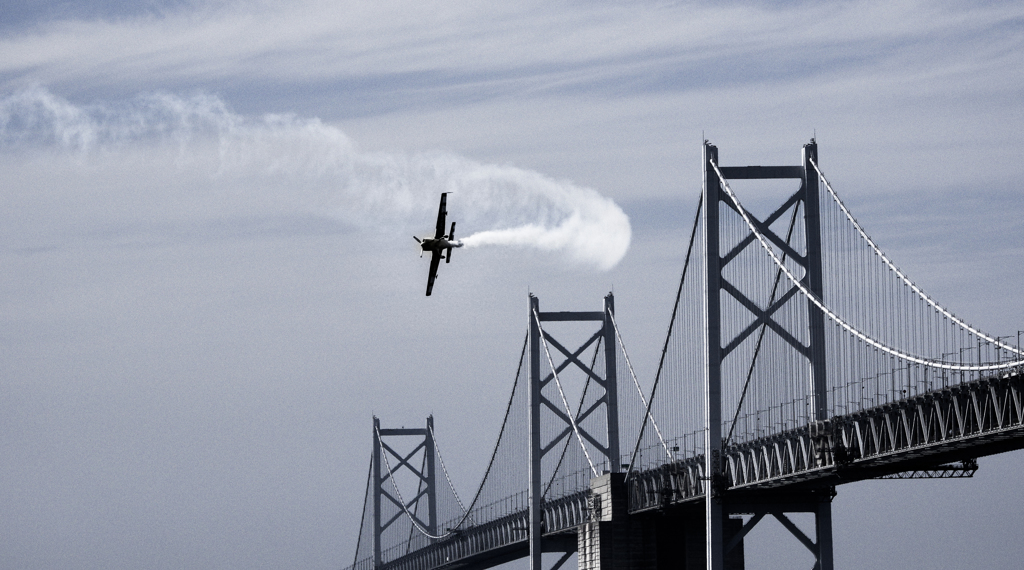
top-left (0, 87), bottom-right (631, 269)
top-left (2, 1), bottom-right (1021, 109)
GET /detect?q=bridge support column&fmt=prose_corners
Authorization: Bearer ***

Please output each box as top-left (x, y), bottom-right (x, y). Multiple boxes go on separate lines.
top-left (529, 295), bottom-right (543, 570)
top-left (702, 141), bottom-right (725, 570)
top-left (814, 498), bottom-right (834, 570)
top-left (720, 489), bottom-right (835, 570)
top-left (579, 474), bottom-right (744, 570)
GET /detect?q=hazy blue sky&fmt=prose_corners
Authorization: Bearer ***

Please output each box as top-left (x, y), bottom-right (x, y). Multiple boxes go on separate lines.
top-left (2, 1), bottom-right (1023, 569)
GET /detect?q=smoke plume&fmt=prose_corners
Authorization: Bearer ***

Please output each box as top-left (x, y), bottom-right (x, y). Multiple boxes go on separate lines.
top-left (0, 87), bottom-right (631, 270)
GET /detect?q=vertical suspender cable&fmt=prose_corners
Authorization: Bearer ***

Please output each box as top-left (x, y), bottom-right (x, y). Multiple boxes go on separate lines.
top-left (352, 453), bottom-right (373, 569)
top-left (810, 158), bottom-right (1022, 356)
top-left (607, 309), bottom-right (672, 461)
top-left (625, 194), bottom-right (703, 478)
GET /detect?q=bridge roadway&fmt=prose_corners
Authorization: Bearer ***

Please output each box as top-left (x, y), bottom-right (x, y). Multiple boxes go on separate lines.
top-left (370, 368), bottom-right (1024, 570)
top-left (630, 368), bottom-right (1024, 512)
top-left (377, 492), bottom-right (587, 570)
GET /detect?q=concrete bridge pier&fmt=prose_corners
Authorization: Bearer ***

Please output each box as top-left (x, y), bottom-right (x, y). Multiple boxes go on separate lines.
top-left (578, 473), bottom-right (744, 570)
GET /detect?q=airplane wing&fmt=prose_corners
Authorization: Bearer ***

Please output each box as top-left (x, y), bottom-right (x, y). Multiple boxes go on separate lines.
top-left (446, 221), bottom-right (455, 264)
top-left (433, 193), bottom-right (448, 239)
top-left (425, 250), bottom-right (442, 296)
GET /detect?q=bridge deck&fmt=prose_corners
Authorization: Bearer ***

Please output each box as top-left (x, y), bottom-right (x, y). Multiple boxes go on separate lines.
top-left (374, 492), bottom-right (587, 570)
top-left (629, 370), bottom-right (1024, 512)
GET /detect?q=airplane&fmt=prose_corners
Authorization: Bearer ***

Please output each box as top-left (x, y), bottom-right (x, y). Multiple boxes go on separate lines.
top-left (413, 192), bottom-right (463, 296)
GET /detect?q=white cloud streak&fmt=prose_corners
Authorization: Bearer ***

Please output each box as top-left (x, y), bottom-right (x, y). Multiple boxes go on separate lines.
top-left (0, 87), bottom-right (631, 269)
top-left (2, 1), bottom-right (1021, 102)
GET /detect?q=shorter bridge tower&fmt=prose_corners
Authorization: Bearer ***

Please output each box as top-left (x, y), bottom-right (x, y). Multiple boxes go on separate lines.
top-left (372, 416), bottom-right (438, 569)
top-left (528, 293), bottom-right (621, 570)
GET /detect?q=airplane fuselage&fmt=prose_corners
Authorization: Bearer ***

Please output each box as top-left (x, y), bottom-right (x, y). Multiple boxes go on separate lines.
top-left (417, 237), bottom-right (464, 256)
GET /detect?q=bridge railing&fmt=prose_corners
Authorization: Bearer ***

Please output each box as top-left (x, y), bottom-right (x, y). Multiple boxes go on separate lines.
top-left (717, 335), bottom-right (1024, 449)
top-left (468, 490), bottom-right (526, 527)
top-left (628, 451), bottom-right (707, 512)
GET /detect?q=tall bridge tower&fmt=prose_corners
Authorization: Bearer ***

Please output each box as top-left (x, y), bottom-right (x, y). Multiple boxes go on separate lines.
top-left (702, 141), bottom-right (834, 570)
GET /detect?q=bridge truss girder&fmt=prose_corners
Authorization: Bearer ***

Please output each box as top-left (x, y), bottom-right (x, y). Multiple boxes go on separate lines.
top-left (628, 371), bottom-right (1024, 517)
top-left (726, 371), bottom-right (1024, 490)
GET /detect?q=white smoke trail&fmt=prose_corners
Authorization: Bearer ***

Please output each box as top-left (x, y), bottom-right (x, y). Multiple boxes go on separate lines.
top-left (459, 188), bottom-right (629, 271)
top-left (0, 87), bottom-right (631, 270)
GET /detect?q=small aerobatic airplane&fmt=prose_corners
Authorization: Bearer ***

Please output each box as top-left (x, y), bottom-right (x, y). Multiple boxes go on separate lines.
top-left (414, 192), bottom-right (463, 296)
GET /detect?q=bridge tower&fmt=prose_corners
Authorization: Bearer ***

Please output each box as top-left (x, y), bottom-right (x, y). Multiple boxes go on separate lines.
top-left (372, 416), bottom-right (437, 570)
top-left (529, 293), bottom-right (620, 570)
top-left (702, 140), bottom-right (833, 570)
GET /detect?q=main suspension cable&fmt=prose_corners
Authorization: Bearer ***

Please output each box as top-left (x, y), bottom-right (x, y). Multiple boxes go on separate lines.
top-left (457, 331), bottom-right (529, 525)
top-left (375, 425), bottom-right (448, 540)
top-left (626, 193), bottom-right (703, 479)
top-left (375, 332), bottom-right (530, 541)
top-left (607, 309), bottom-right (672, 461)
top-left (810, 157), bottom-right (1023, 356)
top-left (711, 158), bottom-right (1024, 372)
top-left (352, 452), bottom-right (373, 568)
top-left (427, 423), bottom-right (466, 515)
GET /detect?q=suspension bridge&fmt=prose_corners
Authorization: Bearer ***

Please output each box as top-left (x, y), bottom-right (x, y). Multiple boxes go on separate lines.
top-left (346, 140), bottom-right (1024, 570)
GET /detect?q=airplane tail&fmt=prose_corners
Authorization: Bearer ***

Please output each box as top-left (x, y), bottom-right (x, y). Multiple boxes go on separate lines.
top-left (446, 222), bottom-right (456, 263)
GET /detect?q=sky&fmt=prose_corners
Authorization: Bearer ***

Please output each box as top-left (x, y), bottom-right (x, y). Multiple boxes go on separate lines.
top-left (1, 1), bottom-right (1023, 569)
